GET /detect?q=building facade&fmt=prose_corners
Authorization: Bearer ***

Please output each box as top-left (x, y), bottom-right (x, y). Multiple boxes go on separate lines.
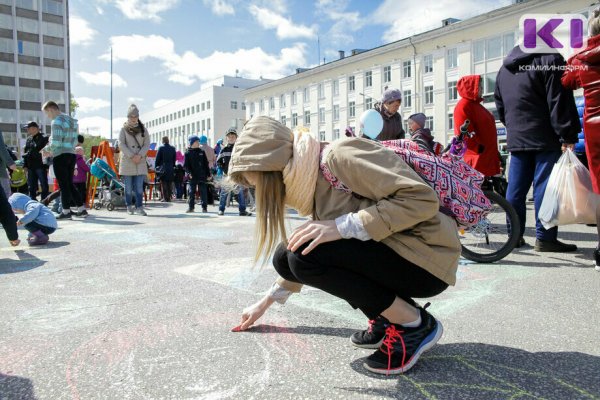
top-left (141, 76), bottom-right (267, 152)
top-left (0, 0), bottom-right (70, 152)
top-left (243, 0), bottom-right (593, 147)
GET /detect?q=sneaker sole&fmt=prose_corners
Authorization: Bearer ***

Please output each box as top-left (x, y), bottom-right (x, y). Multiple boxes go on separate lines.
top-left (595, 265), bottom-right (600, 272)
top-left (363, 320), bottom-right (444, 375)
top-left (349, 336), bottom-right (384, 350)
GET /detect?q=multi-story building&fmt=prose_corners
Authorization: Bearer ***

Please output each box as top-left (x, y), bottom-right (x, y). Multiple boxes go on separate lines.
top-left (141, 76), bottom-right (267, 152)
top-left (243, 0), bottom-right (593, 147)
top-left (0, 0), bottom-right (70, 152)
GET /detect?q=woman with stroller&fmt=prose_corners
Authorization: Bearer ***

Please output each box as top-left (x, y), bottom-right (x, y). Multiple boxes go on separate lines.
top-left (118, 104), bottom-right (150, 216)
top-left (229, 116), bottom-right (460, 375)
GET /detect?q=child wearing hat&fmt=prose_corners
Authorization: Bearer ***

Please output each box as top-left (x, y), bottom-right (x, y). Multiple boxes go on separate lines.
top-left (407, 113), bottom-right (443, 155)
top-left (9, 193), bottom-right (57, 245)
top-left (184, 135), bottom-right (211, 213)
top-left (374, 88), bottom-right (406, 141)
top-left (216, 129), bottom-right (251, 216)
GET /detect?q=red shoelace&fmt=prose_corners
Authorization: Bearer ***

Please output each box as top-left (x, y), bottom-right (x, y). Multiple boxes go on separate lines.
top-left (381, 324), bottom-right (406, 374)
top-left (366, 319), bottom-right (376, 334)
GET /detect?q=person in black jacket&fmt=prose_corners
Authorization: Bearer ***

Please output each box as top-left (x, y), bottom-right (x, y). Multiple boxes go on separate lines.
top-left (495, 46), bottom-right (580, 252)
top-left (184, 135), bottom-right (211, 213)
top-left (373, 88), bottom-right (405, 141)
top-left (155, 136), bottom-right (176, 202)
top-left (22, 122), bottom-right (49, 201)
top-left (216, 128), bottom-right (251, 216)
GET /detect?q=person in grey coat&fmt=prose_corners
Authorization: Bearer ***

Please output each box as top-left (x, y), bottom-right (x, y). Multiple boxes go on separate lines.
top-left (0, 130), bottom-right (17, 198)
top-left (118, 104), bottom-right (150, 216)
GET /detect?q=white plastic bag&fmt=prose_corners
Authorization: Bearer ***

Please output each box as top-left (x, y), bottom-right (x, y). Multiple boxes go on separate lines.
top-left (539, 149), bottom-right (599, 229)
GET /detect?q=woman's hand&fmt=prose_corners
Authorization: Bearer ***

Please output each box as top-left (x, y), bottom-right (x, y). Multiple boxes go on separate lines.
top-left (238, 295), bottom-right (275, 331)
top-left (132, 154), bottom-right (142, 164)
top-left (287, 220), bottom-right (342, 255)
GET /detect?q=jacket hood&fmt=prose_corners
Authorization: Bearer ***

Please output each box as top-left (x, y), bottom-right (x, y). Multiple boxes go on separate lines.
top-left (574, 34), bottom-right (600, 65)
top-left (8, 193), bottom-right (33, 210)
top-left (229, 116), bottom-right (293, 174)
top-left (502, 45), bottom-right (561, 71)
top-left (457, 75), bottom-right (482, 102)
top-left (411, 128), bottom-right (433, 141)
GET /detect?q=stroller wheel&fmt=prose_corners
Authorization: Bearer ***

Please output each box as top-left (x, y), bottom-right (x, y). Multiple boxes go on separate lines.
top-left (107, 203), bottom-right (115, 211)
top-left (94, 203), bottom-right (102, 210)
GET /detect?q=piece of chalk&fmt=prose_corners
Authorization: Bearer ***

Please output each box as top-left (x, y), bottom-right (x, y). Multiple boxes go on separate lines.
top-left (231, 325), bottom-right (243, 332)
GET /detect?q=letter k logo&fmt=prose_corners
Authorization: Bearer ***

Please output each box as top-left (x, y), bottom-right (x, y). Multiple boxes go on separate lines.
top-left (524, 18), bottom-right (563, 49)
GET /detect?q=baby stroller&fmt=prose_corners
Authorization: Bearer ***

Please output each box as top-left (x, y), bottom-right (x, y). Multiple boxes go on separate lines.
top-left (90, 158), bottom-right (126, 211)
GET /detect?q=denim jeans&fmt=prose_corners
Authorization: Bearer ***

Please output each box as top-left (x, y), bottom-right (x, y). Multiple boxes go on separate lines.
top-left (219, 185), bottom-right (246, 212)
top-left (506, 151), bottom-right (561, 241)
top-left (123, 175), bottom-right (145, 208)
top-left (24, 221), bottom-right (56, 235)
top-left (188, 180), bottom-right (208, 210)
top-left (27, 167), bottom-right (49, 201)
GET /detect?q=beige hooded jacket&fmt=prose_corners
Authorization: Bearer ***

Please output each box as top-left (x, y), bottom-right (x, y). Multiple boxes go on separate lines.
top-left (229, 116), bottom-right (461, 292)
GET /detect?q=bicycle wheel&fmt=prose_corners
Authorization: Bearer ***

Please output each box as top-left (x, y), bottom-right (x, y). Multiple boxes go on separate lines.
top-left (460, 190), bottom-right (521, 263)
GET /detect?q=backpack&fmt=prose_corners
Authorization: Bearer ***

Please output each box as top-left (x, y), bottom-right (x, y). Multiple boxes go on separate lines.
top-left (319, 139), bottom-right (492, 228)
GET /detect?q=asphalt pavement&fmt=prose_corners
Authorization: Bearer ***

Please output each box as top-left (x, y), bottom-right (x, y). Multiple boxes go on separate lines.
top-left (1, 199), bottom-right (599, 400)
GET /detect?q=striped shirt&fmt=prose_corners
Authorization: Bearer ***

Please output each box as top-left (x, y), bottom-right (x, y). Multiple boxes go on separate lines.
top-left (45, 113), bottom-right (79, 157)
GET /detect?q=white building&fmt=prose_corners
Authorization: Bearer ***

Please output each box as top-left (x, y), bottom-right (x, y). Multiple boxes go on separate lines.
top-left (0, 0), bottom-right (71, 152)
top-left (141, 76), bottom-right (268, 152)
top-left (243, 0), bottom-right (594, 147)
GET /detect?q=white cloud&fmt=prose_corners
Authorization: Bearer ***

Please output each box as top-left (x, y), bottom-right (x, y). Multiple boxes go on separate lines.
top-left (372, 0), bottom-right (512, 43)
top-left (76, 97), bottom-right (111, 113)
top-left (128, 97), bottom-right (144, 103)
top-left (202, 0), bottom-right (234, 16)
top-left (248, 5), bottom-right (316, 40)
top-left (153, 99), bottom-right (175, 109)
top-left (316, 0), bottom-right (362, 45)
top-left (78, 71), bottom-right (128, 88)
top-left (102, 34), bottom-right (308, 85)
top-left (78, 116), bottom-right (126, 138)
top-left (69, 16), bottom-right (97, 46)
top-left (98, 0), bottom-right (180, 22)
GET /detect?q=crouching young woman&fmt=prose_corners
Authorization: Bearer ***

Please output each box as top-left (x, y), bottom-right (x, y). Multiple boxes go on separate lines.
top-left (229, 116), bottom-right (461, 375)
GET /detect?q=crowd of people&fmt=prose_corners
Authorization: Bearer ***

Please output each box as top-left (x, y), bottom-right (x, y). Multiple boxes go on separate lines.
top-left (1, 10), bottom-right (600, 377)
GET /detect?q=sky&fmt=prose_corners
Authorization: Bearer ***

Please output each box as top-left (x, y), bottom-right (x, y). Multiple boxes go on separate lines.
top-left (70, 0), bottom-right (513, 137)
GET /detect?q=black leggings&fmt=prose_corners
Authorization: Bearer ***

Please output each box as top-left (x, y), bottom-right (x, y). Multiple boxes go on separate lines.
top-left (53, 154), bottom-right (82, 210)
top-left (273, 240), bottom-right (448, 320)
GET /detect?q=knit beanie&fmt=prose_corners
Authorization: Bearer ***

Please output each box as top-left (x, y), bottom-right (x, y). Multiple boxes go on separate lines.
top-left (382, 88), bottom-right (402, 104)
top-left (408, 113), bottom-right (426, 129)
top-left (127, 104), bottom-right (140, 118)
top-left (199, 135), bottom-right (208, 145)
top-left (189, 135), bottom-right (200, 146)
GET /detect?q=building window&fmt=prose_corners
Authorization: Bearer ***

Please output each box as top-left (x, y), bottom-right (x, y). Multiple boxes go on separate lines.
top-left (259, 100), bottom-right (264, 112)
top-left (178, 111), bottom-right (181, 118)
top-left (483, 72), bottom-right (496, 95)
top-left (18, 40), bottom-right (40, 57)
top-left (280, 94), bottom-right (286, 108)
top-left (19, 87), bottom-right (41, 102)
top-left (45, 89), bottom-right (65, 104)
top-left (0, 38), bottom-right (13, 54)
top-left (241, 102), bottom-right (246, 111)
top-left (403, 90), bottom-right (412, 108)
top-left (424, 85), bottom-right (434, 105)
top-left (201, 103), bottom-right (205, 111)
top-left (16, 0), bottom-right (38, 11)
top-left (365, 71), bottom-right (372, 88)
top-left (349, 101), bottom-right (356, 118)
top-left (333, 104), bottom-right (340, 121)
top-left (304, 110), bottom-right (311, 125)
top-left (281, 115), bottom-right (287, 126)
top-left (486, 36), bottom-right (502, 60)
top-left (348, 75), bottom-right (355, 92)
top-left (448, 113), bottom-right (454, 131)
top-left (42, 21), bottom-right (63, 37)
top-left (303, 87), bottom-right (310, 102)
top-left (319, 107), bottom-right (325, 124)
top-left (250, 103), bottom-right (255, 114)
top-left (269, 97), bottom-right (275, 110)
top-left (43, 44), bottom-right (64, 60)
top-left (448, 80), bottom-right (458, 101)
top-left (474, 40), bottom-right (485, 62)
top-left (319, 131), bottom-right (326, 142)
top-left (503, 32), bottom-right (515, 56)
top-left (19, 64), bottom-right (41, 80)
top-left (206, 101), bottom-right (211, 110)
top-left (402, 60), bottom-right (411, 79)
top-left (292, 112), bottom-right (298, 128)
top-left (333, 79), bottom-right (339, 96)
top-left (207, 118), bottom-right (211, 130)
top-left (202, 120), bottom-right (206, 131)
top-left (333, 129), bottom-right (340, 140)
top-left (365, 97), bottom-right (373, 110)
top-left (318, 83), bottom-right (325, 99)
top-left (291, 91), bottom-right (297, 105)
top-left (16, 17), bottom-right (39, 34)
top-left (447, 48), bottom-right (458, 69)
top-left (187, 107), bottom-right (191, 116)
top-left (383, 66), bottom-right (391, 83)
top-left (42, 0), bottom-right (63, 15)
top-left (425, 116), bottom-right (434, 130)
top-left (0, 85), bottom-right (17, 100)
top-left (231, 101), bottom-right (238, 110)
top-left (424, 55), bottom-right (434, 74)
top-left (196, 104), bottom-right (200, 112)
top-left (0, 14), bottom-right (12, 30)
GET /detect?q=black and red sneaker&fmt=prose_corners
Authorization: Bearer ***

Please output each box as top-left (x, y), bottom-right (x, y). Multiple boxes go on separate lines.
top-left (363, 307), bottom-right (443, 375)
top-left (350, 316), bottom-right (388, 349)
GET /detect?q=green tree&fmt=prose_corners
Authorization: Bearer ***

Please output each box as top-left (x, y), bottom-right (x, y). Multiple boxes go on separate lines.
top-left (80, 134), bottom-right (106, 159)
top-left (70, 95), bottom-right (79, 117)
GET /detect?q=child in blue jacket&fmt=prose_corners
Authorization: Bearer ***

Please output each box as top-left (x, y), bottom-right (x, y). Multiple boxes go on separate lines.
top-left (8, 193), bottom-right (57, 245)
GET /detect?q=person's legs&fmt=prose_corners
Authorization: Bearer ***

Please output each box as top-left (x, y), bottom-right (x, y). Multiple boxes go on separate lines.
top-left (506, 152), bottom-right (536, 240)
top-left (66, 156), bottom-right (83, 209)
top-left (37, 168), bottom-right (49, 200)
top-left (53, 154), bottom-right (74, 215)
top-left (218, 188), bottom-right (228, 212)
top-left (188, 181), bottom-right (198, 210)
top-left (27, 168), bottom-right (38, 200)
top-left (134, 175), bottom-right (145, 209)
top-left (199, 182), bottom-right (208, 211)
top-left (0, 178), bottom-right (10, 198)
top-left (533, 151), bottom-right (561, 241)
top-left (237, 186), bottom-right (246, 212)
top-left (123, 175), bottom-right (134, 207)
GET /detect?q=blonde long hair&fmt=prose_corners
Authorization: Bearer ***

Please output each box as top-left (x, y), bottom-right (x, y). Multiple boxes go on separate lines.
top-left (229, 171), bottom-right (287, 264)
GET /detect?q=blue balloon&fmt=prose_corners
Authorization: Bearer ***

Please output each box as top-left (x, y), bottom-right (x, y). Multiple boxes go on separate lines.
top-left (360, 109), bottom-right (384, 139)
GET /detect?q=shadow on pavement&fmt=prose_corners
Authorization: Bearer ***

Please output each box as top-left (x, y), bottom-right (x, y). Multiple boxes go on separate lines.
top-left (245, 324), bottom-right (357, 338)
top-left (0, 250), bottom-right (46, 274)
top-left (146, 214), bottom-right (213, 219)
top-left (344, 343), bottom-right (600, 399)
top-left (0, 373), bottom-right (37, 399)
top-left (81, 217), bottom-right (142, 226)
